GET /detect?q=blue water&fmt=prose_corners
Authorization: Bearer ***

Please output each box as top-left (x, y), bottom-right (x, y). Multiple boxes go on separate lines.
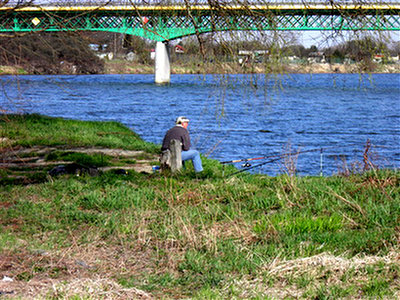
top-left (1, 73), bottom-right (399, 175)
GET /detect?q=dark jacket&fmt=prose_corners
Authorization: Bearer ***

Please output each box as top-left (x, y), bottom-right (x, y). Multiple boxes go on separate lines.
top-left (161, 126), bottom-right (191, 151)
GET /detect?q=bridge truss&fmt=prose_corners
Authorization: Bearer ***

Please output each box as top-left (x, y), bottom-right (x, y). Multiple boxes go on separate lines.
top-left (0, 3), bottom-right (399, 41)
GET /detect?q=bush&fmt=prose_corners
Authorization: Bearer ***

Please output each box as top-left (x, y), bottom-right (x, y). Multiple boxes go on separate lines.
top-left (0, 32), bottom-right (104, 74)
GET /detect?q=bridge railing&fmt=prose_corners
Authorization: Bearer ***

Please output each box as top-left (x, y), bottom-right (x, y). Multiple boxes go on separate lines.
top-left (1, 0), bottom-right (399, 39)
top-left (3, 0), bottom-right (400, 7)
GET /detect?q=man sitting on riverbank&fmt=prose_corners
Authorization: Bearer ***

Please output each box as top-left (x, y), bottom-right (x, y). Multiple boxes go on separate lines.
top-left (161, 116), bottom-right (203, 173)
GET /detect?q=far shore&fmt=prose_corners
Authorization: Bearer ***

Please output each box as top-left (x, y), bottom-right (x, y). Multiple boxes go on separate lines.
top-left (1, 60), bottom-right (399, 75)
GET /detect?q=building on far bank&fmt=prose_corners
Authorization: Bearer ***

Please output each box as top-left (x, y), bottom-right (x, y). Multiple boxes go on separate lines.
top-left (390, 55), bottom-right (400, 63)
top-left (175, 45), bottom-right (185, 54)
top-left (308, 51), bottom-right (326, 63)
top-left (238, 50), bottom-right (269, 65)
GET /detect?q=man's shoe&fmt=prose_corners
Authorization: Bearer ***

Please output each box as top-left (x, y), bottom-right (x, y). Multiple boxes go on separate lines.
top-left (195, 171), bottom-right (210, 180)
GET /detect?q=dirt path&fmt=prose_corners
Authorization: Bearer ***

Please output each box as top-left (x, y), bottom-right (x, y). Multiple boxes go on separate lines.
top-left (1, 146), bottom-right (159, 181)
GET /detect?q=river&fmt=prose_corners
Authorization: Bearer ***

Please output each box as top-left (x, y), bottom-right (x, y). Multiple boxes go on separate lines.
top-left (1, 73), bottom-right (399, 176)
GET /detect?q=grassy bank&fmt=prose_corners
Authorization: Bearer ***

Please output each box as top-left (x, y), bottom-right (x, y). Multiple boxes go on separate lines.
top-left (1, 114), bottom-right (399, 299)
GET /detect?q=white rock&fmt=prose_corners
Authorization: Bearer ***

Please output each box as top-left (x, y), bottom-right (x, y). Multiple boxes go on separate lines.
top-left (2, 276), bottom-right (13, 282)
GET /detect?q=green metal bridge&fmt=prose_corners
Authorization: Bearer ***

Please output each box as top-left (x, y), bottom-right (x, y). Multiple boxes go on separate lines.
top-left (1, 2), bottom-right (399, 42)
top-left (1, 1), bottom-right (399, 83)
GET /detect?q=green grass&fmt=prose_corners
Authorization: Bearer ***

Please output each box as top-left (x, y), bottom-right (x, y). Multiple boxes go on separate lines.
top-left (0, 113), bottom-right (159, 153)
top-left (1, 114), bottom-right (399, 299)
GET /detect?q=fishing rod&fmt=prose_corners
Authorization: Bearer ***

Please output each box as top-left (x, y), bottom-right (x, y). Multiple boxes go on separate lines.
top-left (223, 140), bottom-right (390, 177)
top-left (222, 148), bottom-right (324, 177)
top-left (220, 141), bottom-right (384, 166)
top-left (221, 148), bottom-right (324, 165)
top-left (226, 156), bottom-right (283, 177)
top-left (226, 147), bottom-right (329, 177)
top-left (221, 155), bottom-right (277, 164)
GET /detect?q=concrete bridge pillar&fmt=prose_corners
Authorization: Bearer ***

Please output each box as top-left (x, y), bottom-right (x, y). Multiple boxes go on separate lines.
top-left (155, 41), bottom-right (170, 84)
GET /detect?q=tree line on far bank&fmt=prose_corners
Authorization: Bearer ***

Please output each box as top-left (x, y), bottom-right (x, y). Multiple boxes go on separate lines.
top-left (0, 31), bottom-right (398, 75)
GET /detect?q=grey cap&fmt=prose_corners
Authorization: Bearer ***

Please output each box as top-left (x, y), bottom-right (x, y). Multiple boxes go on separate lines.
top-left (175, 116), bottom-right (190, 124)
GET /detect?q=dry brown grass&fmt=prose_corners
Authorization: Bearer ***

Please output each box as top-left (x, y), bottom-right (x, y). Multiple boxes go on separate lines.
top-left (1, 226), bottom-right (399, 299)
top-left (0, 236), bottom-right (159, 299)
top-left (265, 251), bottom-right (400, 277)
top-left (221, 250), bottom-right (400, 299)
top-left (0, 277), bottom-right (153, 299)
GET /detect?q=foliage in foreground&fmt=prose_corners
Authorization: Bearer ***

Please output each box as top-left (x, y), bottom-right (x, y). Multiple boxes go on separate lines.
top-left (0, 114), bottom-right (399, 299)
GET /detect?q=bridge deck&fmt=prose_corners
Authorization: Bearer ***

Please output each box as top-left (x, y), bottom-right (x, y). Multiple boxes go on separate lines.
top-left (1, 3), bottom-right (399, 14)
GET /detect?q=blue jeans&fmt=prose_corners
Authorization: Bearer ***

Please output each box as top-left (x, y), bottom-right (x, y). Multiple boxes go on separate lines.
top-left (181, 150), bottom-right (203, 173)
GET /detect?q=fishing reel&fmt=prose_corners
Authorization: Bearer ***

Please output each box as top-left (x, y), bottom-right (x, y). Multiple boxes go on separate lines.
top-left (241, 162), bottom-right (252, 168)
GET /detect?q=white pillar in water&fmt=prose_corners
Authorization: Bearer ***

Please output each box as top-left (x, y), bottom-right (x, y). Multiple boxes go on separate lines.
top-left (155, 41), bottom-right (170, 84)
